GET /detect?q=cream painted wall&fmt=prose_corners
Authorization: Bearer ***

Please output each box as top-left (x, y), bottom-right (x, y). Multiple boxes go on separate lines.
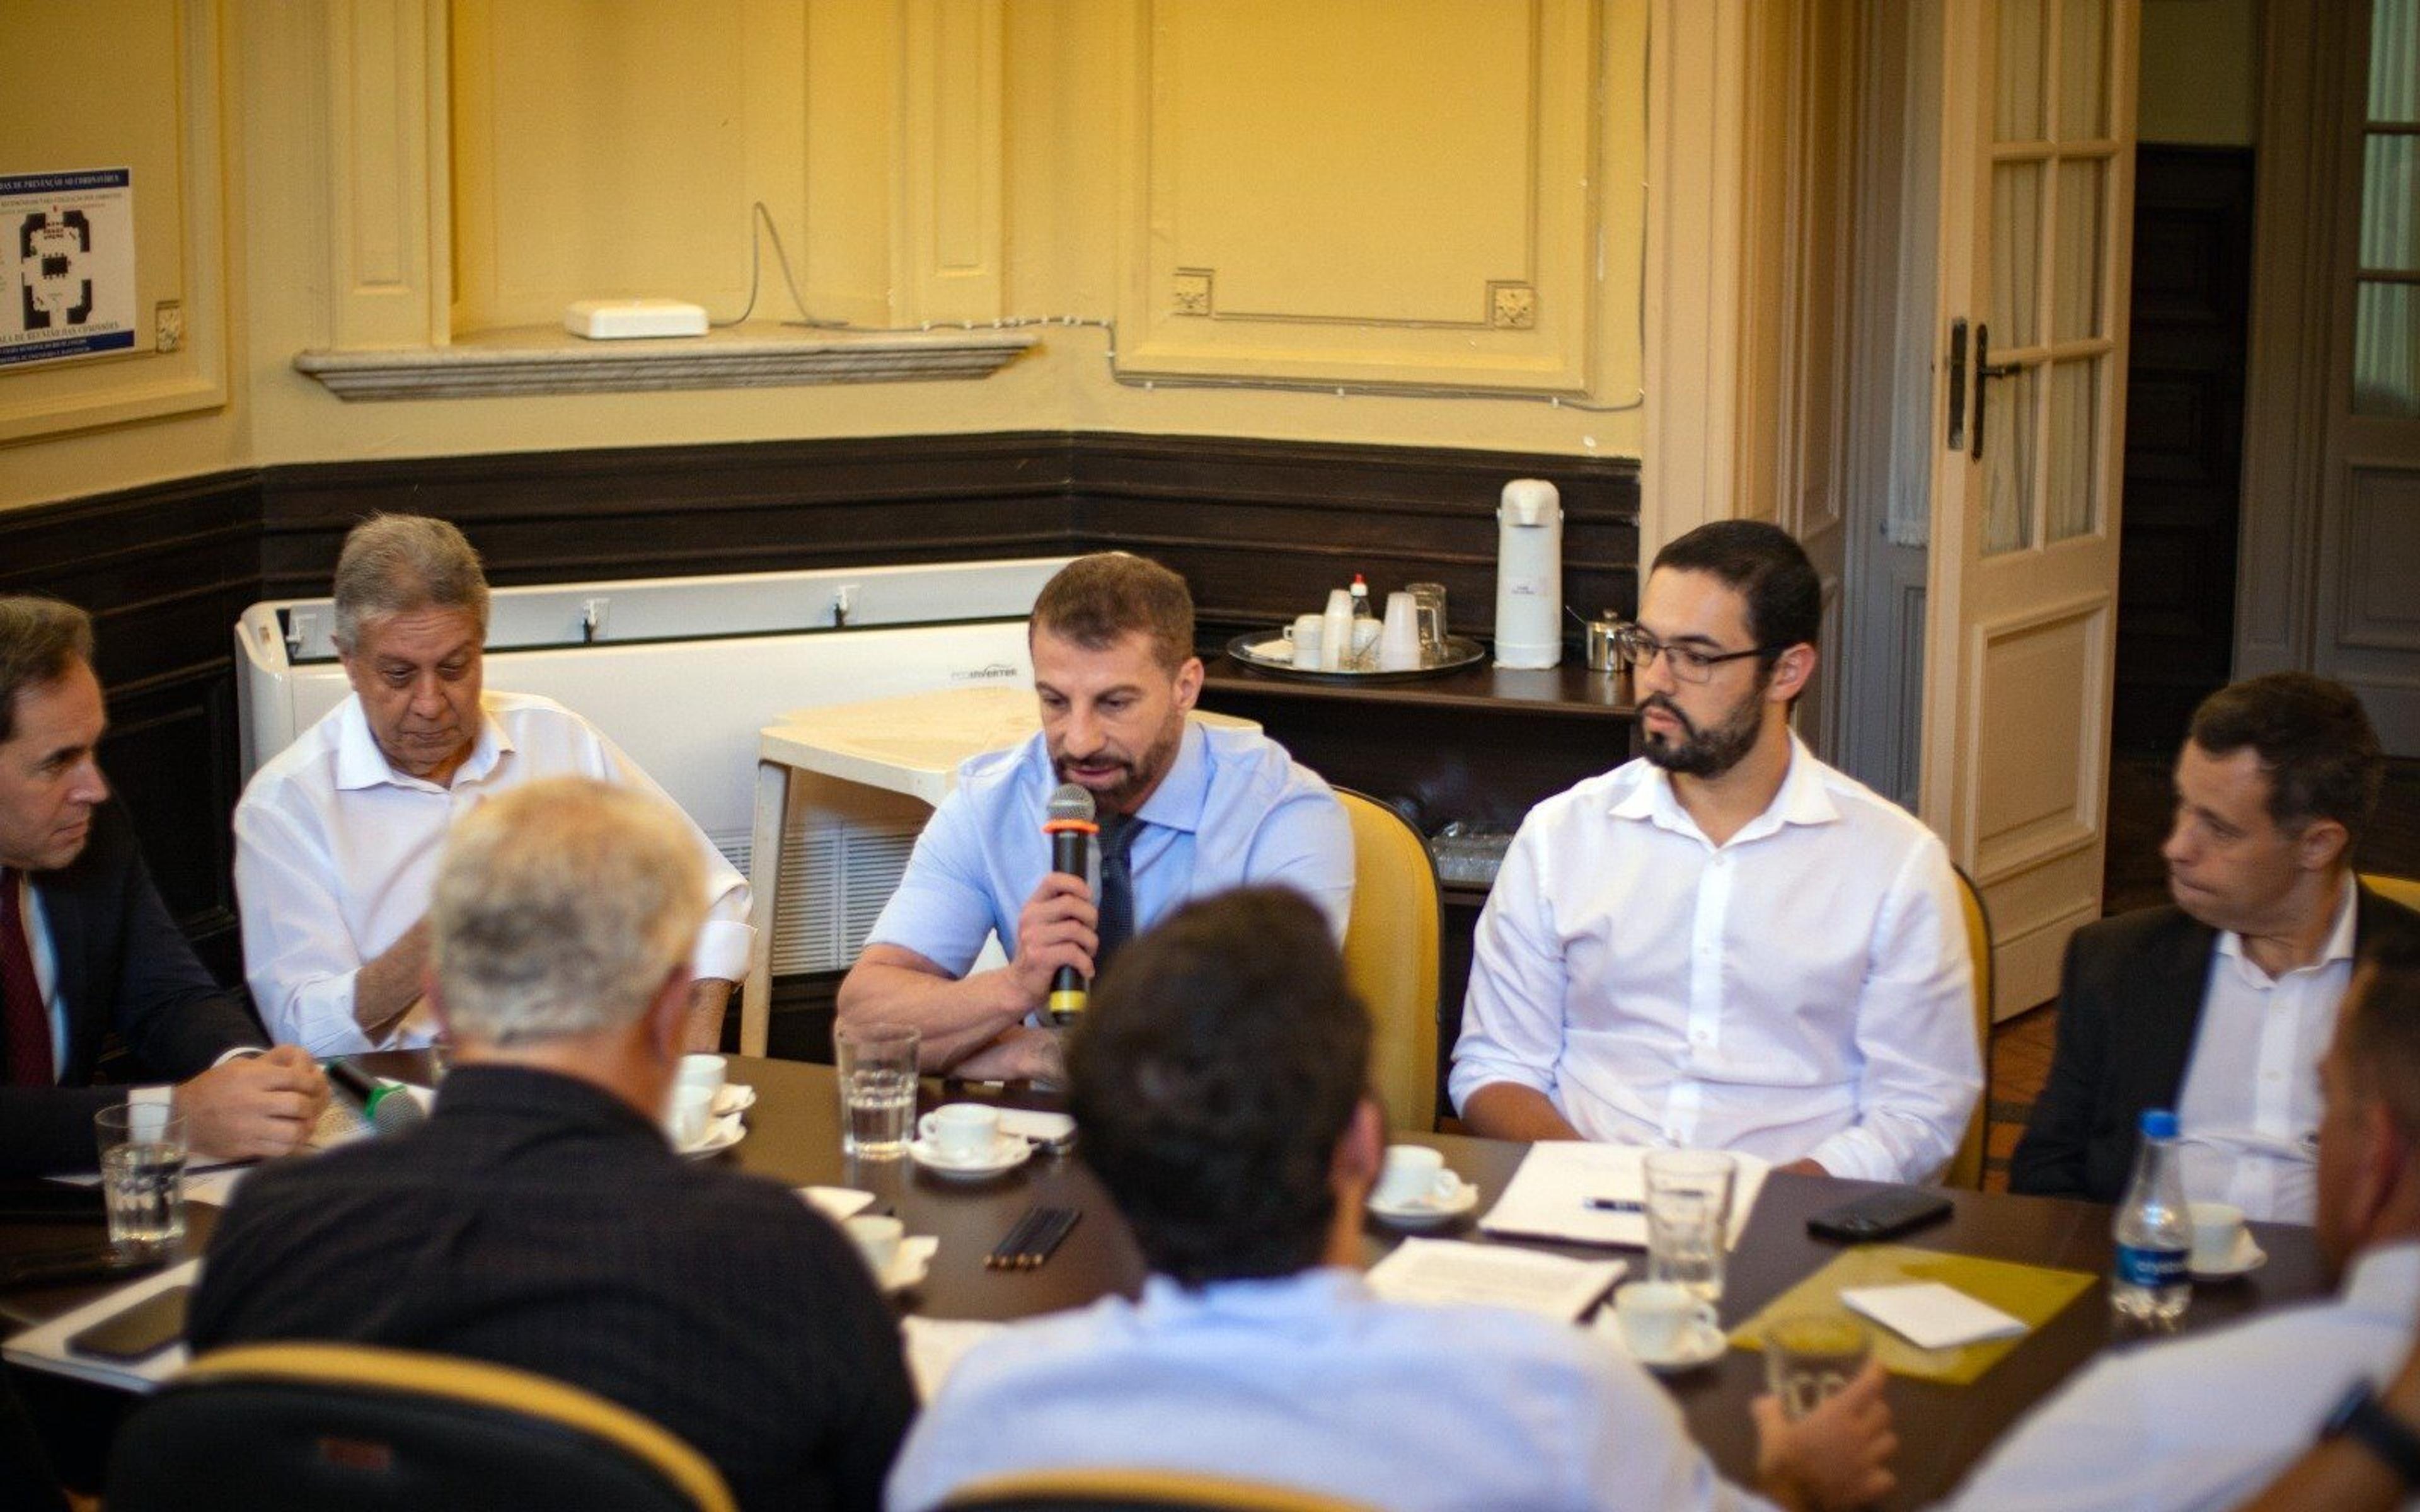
top-left (3, 0), bottom-right (1650, 515)
top-left (2138, 0), bottom-right (2259, 145)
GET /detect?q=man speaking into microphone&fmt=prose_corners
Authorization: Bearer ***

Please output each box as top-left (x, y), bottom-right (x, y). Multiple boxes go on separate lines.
top-left (838, 554), bottom-right (1353, 1083)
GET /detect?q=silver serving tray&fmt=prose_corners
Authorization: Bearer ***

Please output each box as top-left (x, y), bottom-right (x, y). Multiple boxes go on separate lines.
top-left (1225, 631), bottom-right (1487, 684)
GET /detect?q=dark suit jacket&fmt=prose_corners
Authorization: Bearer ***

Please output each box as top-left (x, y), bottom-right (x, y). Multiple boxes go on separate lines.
top-left (0, 799), bottom-right (267, 1176)
top-left (2008, 882), bottom-right (2420, 1202)
top-left (188, 1066), bottom-right (914, 1512)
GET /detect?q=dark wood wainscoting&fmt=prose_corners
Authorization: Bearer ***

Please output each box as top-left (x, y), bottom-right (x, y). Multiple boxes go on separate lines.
top-left (6, 430), bottom-right (1638, 1042)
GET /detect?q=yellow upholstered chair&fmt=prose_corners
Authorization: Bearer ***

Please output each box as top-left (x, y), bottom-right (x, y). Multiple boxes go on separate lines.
top-left (1334, 789), bottom-right (1442, 1134)
top-left (1942, 865), bottom-right (1995, 1191)
top-left (106, 1342), bottom-right (734, 1512)
top-left (943, 1467), bottom-right (1381, 1512)
top-left (2363, 872), bottom-right (2420, 913)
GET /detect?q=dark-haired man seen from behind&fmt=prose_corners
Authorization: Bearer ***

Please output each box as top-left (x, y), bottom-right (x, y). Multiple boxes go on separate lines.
top-left (2012, 673), bottom-right (2420, 1222)
top-left (890, 886), bottom-right (1896, 1512)
top-left (0, 595), bottom-right (327, 1176)
top-left (1451, 521), bottom-right (1978, 1181)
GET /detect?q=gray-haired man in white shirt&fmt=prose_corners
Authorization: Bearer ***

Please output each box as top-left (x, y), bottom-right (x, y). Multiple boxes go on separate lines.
top-left (1451, 521), bottom-right (1978, 1183)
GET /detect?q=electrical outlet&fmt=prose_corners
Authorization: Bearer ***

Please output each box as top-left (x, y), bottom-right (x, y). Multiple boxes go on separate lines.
top-left (154, 301), bottom-right (183, 353)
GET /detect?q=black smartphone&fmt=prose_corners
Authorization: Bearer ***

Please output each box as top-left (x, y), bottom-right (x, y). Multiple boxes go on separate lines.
top-left (1806, 1188), bottom-right (1953, 1244)
top-left (67, 1285), bottom-right (191, 1362)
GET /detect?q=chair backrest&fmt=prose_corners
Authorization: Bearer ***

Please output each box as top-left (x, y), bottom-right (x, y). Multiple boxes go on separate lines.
top-left (943, 1467), bottom-right (1381, 1512)
top-left (106, 1342), bottom-right (735, 1512)
top-left (2363, 872), bottom-right (2420, 914)
top-left (1942, 864), bottom-right (1995, 1190)
top-left (1334, 789), bottom-right (1441, 1133)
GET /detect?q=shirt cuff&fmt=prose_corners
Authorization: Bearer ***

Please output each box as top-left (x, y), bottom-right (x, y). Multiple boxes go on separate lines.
top-left (210, 1048), bottom-right (263, 1068)
top-left (690, 919), bottom-right (754, 983)
top-left (127, 1084), bottom-right (174, 1108)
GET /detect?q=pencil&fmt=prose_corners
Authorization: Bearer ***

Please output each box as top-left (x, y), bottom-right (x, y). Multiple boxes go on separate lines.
top-left (1020, 1207), bottom-right (1081, 1270)
top-left (986, 1206), bottom-right (1048, 1269)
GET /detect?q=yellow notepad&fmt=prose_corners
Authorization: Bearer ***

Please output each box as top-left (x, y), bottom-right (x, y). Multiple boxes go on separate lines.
top-left (1728, 1244), bottom-right (2097, 1385)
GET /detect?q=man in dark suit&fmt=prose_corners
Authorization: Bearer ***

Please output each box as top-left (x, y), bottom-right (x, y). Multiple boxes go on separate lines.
top-left (190, 777), bottom-right (913, 1512)
top-left (2012, 672), bottom-right (2420, 1219)
top-left (0, 596), bottom-right (327, 1176)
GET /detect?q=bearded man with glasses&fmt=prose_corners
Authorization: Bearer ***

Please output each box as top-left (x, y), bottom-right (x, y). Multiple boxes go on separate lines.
top-left (1449, 522), bottom-right (1979, 1183)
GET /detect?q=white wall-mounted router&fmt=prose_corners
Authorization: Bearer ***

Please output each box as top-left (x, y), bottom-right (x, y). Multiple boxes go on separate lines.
top-left (563, 299), bottom-right (710, 340)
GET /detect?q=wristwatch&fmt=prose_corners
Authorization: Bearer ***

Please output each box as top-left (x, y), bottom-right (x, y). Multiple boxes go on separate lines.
top-left (2323, 1380), bottom-right (2420, 1488)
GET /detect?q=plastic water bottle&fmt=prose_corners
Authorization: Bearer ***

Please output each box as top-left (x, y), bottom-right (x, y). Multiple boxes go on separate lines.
top-left (2111, 1108), bottom-right (2192, 1327)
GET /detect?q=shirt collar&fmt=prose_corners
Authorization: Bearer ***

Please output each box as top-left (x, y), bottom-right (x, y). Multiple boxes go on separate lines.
top-left (1137, 1266), bottom-right (1371, 1324)
top-left (1114, 721), bottom-right (1210, 835)
top-left (1606, 731), bottom-right (1838, 846)
top-left (428, 1063), bottom-right (665, 1144)
top-left (2216, 871), bottom-right (2358, 982)
top-left (332, 692), bottom-right (512, 793)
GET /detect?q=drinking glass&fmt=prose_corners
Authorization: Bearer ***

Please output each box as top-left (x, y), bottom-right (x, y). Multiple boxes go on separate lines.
top-left (1406, 582), bottom-right (1448, 660)
top-left (95, 1104), bottom-right (188, 1257)
top-left (1644, 1149), bottom-right (1736, 1300)
top-left (1764, 1309), bottom-right (1873, 1420)
top-left (836, 1022), bottom-right (919, 1160)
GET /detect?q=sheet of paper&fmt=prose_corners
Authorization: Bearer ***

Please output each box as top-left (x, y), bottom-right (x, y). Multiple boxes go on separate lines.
top-left (3, 1257), bottom-right (199, 1392)
top-left (1478, 1143), bottom-right (1768, 1249)
top-left (1840, 1281), bottom-right (2028, 1350)
top-left (1364, 1237), bottom-right (1626, 1320)
top-left (797, 1186), bottom-right (877, 1222)
top-left (900, 1315), bottom-right (1006, 1402)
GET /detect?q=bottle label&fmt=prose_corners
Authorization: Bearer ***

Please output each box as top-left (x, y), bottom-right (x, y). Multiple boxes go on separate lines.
top-left (2115, 1244), bottom-right (2186, 1288)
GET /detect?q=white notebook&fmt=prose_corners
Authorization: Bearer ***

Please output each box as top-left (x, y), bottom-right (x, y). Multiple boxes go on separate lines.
top-left (1839, 1281), bottom-right (2028, 1350)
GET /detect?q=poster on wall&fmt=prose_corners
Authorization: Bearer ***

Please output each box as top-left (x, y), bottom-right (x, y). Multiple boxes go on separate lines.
top-left (0, 168), bottom-right (137, 370)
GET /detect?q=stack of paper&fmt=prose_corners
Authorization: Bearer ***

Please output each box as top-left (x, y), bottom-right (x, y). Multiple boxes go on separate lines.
top-left (1364, 1237), bottom-right (1626, 1320)
top-left (1840, 1282), bottom-right (2028, 1349)
top-left (900, 1316), bottom-right (1007, 1401)
top-left (797, 1186), bottom-right (877, 1222)
top-left (1478, 1143), bottom-right (1768, 1249)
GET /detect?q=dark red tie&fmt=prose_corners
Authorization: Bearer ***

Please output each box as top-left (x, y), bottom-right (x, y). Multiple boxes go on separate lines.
top-left (0, 871), bottom-right (55, 1087)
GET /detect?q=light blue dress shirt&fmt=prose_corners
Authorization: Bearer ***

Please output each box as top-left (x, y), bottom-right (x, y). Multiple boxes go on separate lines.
top-left (887, 1269), bottom-right (1779, 1512)
top-left (865, 722), bottom-right (1353, 974)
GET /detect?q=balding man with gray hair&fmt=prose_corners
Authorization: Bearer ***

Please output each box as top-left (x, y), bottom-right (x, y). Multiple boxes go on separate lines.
top-left (193, 778), bottom-right (914, 1511)
top-left (234, 513), bottom-right (752, 1057)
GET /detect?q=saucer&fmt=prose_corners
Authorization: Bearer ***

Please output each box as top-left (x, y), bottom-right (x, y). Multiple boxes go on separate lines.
top-left (712, 1083), bottom-right (757, 1116)
top-left (908, 1132), bottom-right (1033, 1178)
top-left (1366, 1179), bottom-right (1480, 1228)
top-left (877, 1236), bottom-right (939, 1296)
top-left (2191, 1235), bottom-right (2267, 1281)
top-left (1596, 1313), bottom-right (1727, 1373)
top-left (678, 1112), bottom-right (746, 1159)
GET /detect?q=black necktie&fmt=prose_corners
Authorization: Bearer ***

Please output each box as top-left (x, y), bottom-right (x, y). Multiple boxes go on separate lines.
top-left (1095, 815), bottom-right (1141, 972)
top-left (1, 871), bottom-right (55, 1088)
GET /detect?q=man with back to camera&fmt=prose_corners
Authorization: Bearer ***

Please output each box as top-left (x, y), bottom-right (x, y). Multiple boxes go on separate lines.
top-left (836, 551), bottom-right (1352, 1083)
top-left (234, 513), bottom-right (751, 1058)
top-left (887, 885), bottom-right (1898, 1512)
top-left (191, 777), bottom-right (913, 1511)
top-left (1936, 930), bottom-right (2420, 1509)
top-left (1450, 520), bottom-right (1979, 1182)
top-left (2012, 672), bottom-right (2420, 1222)
top-left (0, 595), bottom-right (327, 1176)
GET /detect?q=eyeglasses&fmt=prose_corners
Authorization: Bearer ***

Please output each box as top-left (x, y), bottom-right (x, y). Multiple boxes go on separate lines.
top-left (1610, 626), bottom-right (1784, 685)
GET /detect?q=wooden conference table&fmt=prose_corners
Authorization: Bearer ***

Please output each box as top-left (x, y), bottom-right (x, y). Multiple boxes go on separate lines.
top-left (2, 1055), bottom-right (2330, 1510)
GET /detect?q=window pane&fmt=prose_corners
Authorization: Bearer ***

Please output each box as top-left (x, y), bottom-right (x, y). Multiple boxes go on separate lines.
top-left (2053, 158), bottom-right (2105, 340)
top-left (1993, 161), bottom-right (2043, 349)
top-left (2058, 0), bottom-right (2108, 139)
top-left (2048, 359), bottom-right (2101, 542)
top-left (2355, 281), bottom-right (2420, 416)
top-left (1985, 365), bottom-right (2038, 556)
top-left (1998, 0), bottom-right (2047, 142)
top-left (2371, 0), bottom-right (2420, 123)
top-left (2364, 135), bottom-right (2420, 271)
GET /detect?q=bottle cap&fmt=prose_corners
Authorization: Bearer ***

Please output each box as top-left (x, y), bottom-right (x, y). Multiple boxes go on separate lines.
top-left (2141, 1109), bottom-right (2179, 1139)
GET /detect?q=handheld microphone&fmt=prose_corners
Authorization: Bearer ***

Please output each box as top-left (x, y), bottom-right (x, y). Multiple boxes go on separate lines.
top-left (1043, 782), bottom-right (1099, 1026)
top-left (326, 1060), bottom-right (428, 1135)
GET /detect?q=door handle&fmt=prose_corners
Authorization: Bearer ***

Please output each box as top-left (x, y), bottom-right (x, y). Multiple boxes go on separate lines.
top-left (1945, 318), bottom-right (1969, 451)
top-left (1972, 323), bottom-right (2022, 461)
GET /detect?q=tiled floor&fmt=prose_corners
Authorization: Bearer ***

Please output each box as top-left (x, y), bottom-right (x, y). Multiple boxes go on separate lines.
top-left (1979, 753), bottom-right (2420, 1191)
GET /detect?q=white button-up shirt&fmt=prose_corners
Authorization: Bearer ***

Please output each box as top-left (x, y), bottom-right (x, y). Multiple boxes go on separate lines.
top-left (2174, 874), bottom-right (2356, 1224)
top-left (234, 690), bottom-right (752, 1056)
top-left (1942, 1240), bottom-right (2420, 1511)
top-left (1450, 736), bottom-right (1979, 1183)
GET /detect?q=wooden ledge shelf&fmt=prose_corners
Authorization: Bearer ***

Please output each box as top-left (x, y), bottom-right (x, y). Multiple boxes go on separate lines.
top-left (292, 323), bottom-right (1038, 401)
top-left (1201, 653), bottom-right (1635, 719)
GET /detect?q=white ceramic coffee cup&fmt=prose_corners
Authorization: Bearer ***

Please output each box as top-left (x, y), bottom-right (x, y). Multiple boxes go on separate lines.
top-left (845, 1213), bottom-right (903, 1273)
top-left (1284, 614), bottom-right (1325, 668)
top-left (1615, 1281), bottom-right (1719, 1358)
top-left (919, 1102), bottom-right (1001, 1160)
top-left (666, 1081), bottom-right (715, 1146)
top-left (677, 1053), bottom-right (727, 1097)
top-left (1373, 1145), bottom-right (1463, 1208)
top-left (2189, 1200), bottom-right (2247, 1270)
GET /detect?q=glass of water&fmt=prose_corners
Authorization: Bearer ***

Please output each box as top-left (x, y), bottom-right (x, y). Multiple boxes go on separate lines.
top-left (836, 1022), bottom-right (920, 1160)
top-left (1644, 1149), bottom-right (1736, 1300)
top-left (95, 1104), bottom-right (188, 1257)
top-left (1765, 1309), bottom-right (1873, 1419)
